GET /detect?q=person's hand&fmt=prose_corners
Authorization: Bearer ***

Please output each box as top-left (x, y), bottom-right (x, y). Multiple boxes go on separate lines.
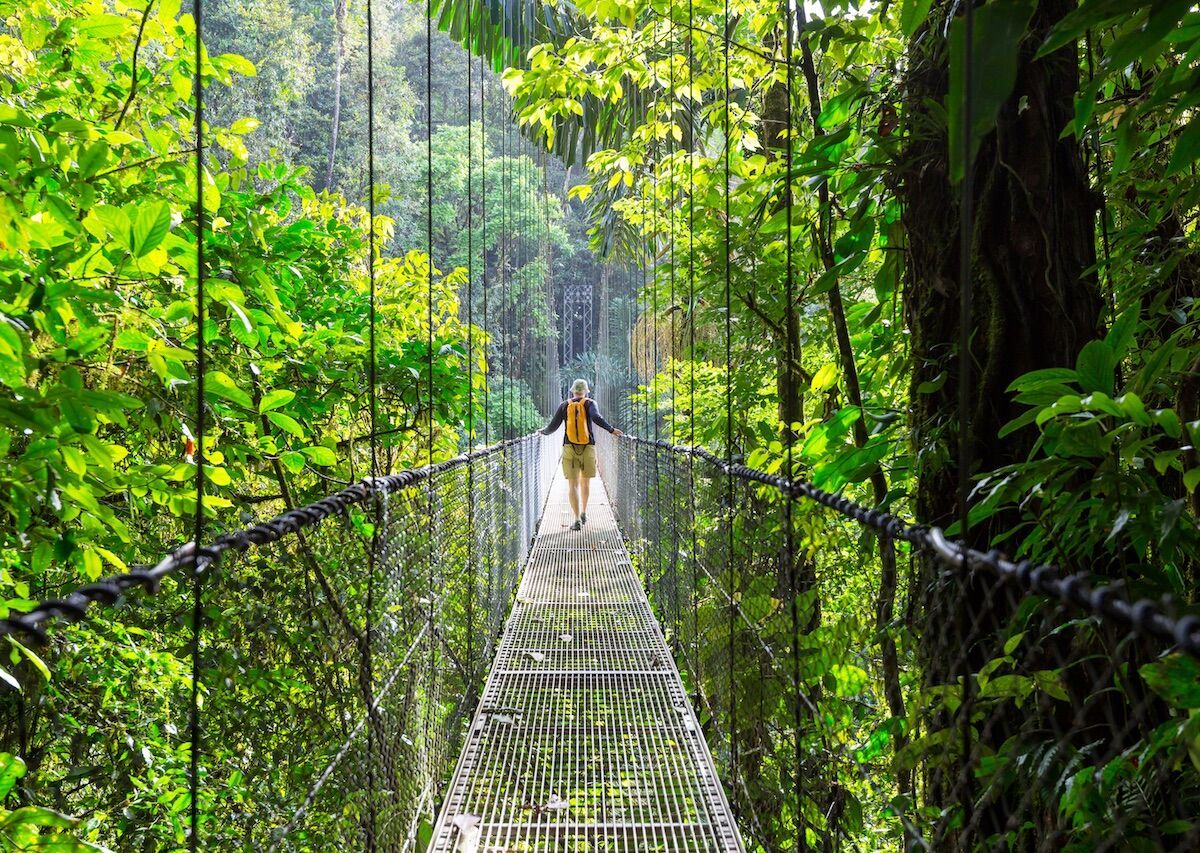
top-left (613, 429), bottom-right (624, 438)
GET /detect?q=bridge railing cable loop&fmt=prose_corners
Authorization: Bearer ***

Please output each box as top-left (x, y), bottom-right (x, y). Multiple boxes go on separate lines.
top-left (614, 433), bottom-right (1200, 660)
top-left (601, 431), bottom-right (1200, 849)
top-left (0, 434), bottom-right (544, 643)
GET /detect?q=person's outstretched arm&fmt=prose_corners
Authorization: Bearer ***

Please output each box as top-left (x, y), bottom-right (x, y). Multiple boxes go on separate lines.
top-left (588, 402), bottom-right (624, 437)
top-left (541, 401), bottom-right (567, 435)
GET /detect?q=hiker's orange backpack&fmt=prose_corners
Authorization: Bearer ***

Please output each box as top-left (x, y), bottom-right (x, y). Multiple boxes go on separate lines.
top-left (565, 399), bottom-right (591, 445)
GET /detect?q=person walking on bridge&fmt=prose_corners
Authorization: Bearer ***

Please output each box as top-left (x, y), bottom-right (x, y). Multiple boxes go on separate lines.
top-left (541, 379), bottom-right (623, 531)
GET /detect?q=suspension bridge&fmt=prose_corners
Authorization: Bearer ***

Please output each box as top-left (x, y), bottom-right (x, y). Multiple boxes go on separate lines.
top-left (4, 425), bottom-right (1198, 850)
top-left (3, 0), bottom-right (1200, 847)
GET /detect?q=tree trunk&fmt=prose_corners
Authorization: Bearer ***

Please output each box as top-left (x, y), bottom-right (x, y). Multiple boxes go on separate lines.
top-left (793, 2), bottom-right (909, 800)
top-left (899, 0), bottom-right (1102, 839)
top-left (325, 0), bottom-right (348, 190)
top-left (760, 20), bottom-right (806, 436)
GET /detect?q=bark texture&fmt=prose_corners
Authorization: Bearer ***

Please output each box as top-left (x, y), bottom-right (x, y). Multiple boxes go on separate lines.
top-left (899, 0), bottom-right (1103, 838)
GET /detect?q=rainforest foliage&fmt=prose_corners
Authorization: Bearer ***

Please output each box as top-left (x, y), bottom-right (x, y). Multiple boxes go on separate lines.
top-left (1, 0), bottom-right (1199, 848)
top-left (505, 0), bottom-right (1200, 847)
top-left (0, 0), bottom-right (580, 844)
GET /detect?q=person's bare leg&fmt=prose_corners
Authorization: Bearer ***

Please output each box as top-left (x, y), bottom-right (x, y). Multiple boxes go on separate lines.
top-left (579, 476), bottom-right (591, 517)
top-left (567, 473), bottom-right (581, 519)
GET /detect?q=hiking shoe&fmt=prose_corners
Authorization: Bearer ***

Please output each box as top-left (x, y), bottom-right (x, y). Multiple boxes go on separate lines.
top-left (580, 512), bottom-right (587, 525)
top-left (570, 520), bottom-right (582, 531)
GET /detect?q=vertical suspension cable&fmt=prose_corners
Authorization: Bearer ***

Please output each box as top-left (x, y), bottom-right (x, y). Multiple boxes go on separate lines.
top-left (500, 22), bottom-right (509, 437)
top-left (364, 0), bottom-right (379, 838)
top-left (651, 53), bottom-right (661, 449)
top-left (519, 122), bottom-right (527, 411)
top-left (627, 264), bottom-right (635, 427)
top-left (667, 5), bottom-right (680, 644)
top-left (188, 0), bottom-right (206, 846)
top-left (365, 0), bottom-right (377, 481)
top-left (956, 0), bottom-right (977, 831)
top-left (635, 83), bottom-right (644, 438)
top-left (649, 34), bottom-right (663, 627)
top-left (465, 0), bottom-right (476, 689)
top-left (956, 0), bottom-right (975, 558)
top-left (642, 84), bottom-right (652, 442)
top-left (686, 0), bottom-right (699, 685)
top-left (542, 150), bottom-right (552, 412)
top-left (782, 5), bottom-right (803, 850)
top-left (481, 47), bottom-right (490, 446)
top-left (722, 0), bottom-right (738, 813)
top-left (424, 0), bottom-right (437, 813)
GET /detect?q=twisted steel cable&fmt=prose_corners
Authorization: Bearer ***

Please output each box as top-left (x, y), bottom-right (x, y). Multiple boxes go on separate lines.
top-left (616, 434), bottom-right (1200, 661)
top-left (0, 436), bottom-right (542, 644)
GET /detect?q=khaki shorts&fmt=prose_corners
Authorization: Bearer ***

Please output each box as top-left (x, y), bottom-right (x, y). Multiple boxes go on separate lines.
top-left (561, 444), bottom-right (597, 479)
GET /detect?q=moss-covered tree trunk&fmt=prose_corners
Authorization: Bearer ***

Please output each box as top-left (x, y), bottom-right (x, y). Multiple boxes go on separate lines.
top-left (899, 0), bottom-right (1102, 838)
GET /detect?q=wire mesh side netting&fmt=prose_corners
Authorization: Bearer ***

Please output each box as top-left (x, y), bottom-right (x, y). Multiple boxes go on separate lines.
top-left (1, 435), bottom-right (556, 851)
top-left (598, 433), bottom-right (1200, 852)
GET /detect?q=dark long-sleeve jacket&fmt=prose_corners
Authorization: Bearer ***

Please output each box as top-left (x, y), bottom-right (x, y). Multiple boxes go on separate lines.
top-left (542, 398), bottom-right (615, 445)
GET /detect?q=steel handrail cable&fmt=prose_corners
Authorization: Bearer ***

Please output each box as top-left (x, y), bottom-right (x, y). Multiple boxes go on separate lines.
top-left (616, 433), bottom-right (1200, 660)
top-left (0, 433), bottom-right (544, 643)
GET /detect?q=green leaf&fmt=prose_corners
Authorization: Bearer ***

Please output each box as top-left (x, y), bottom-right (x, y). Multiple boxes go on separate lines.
top-left (0, 324), bottom-right (25, 388)
top-left (279, 451), bottom-right (306, 473)
top-left (1168, 115), bottom-right (1200, 175)
top-left (1154, 408), bottom-right (1182, 439)
top-left (1008, 367), bottom-right (1079, 392)
top-left (1033, 670), bottom-right (1069, 701)
top-left (1118, 392), bottom-right (1151, 426)
top-left (1075, 340), bottom-right (1116, 394)
top-left (259, 389), bottom-right (296, 413)
top-left (998, 407), bottom-right (1039, 439)
top-left (1140, 655), bottom-right (1200, 708)
top-left (1081, 392), bottom-right (1122, 418)
top-left (132, 201), bottom-right (171, 257)
top-left (833, 218), bottom-right (875, 263)
top-left (829, 664), bottom-right (868, 697)
top-left (948, 0), bottom-right (1037, 184)
top-left (902, 0), bottom-right (936, 36)
top-left (114, 329), bottom-right (150, 351)
top-left (300, 446), bottom-right (337, 466)
top-left (266, 411), bottom-right (305, 438)
top-left (0, 805), bottom-right (79, 832)
top-left (1104, 304), bottom-right (1139, 359)
top-left (217, 53), bottom-right (257, 77)
top-left (230, 117), bottom-right (260, 135)
top-left (917, 371), bottom-right (947, 395)
top-left (76, 13), bottom-right (129, 38)
top-left (226, 299), bottom-right (254, 337)
top-left (204, 371), bottom-right (253, 409)
top-left (91, 205), bottom-right (131, 250)
top-left (1003, 632), bottom-right (1026, 655)
top-left (59, 398), bottom-right (95, 434)
top-left (811, 363), bottom-right (838, 394)
top-left (60, 446), bottom-right (87, 476)
top-left (0, 753), bottom-right (26, 801)
top-left (5, 637), bottom-right (49, 683)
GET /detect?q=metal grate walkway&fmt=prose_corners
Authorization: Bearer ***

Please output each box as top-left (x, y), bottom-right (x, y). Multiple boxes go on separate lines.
top-left (431, 478), bottom-right (744, 852)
